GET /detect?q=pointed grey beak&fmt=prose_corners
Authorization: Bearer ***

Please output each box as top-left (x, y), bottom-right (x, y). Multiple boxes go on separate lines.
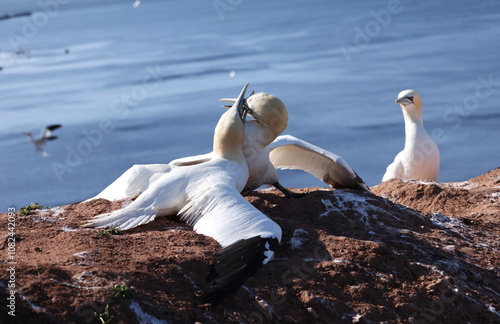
top-left (233, 83), bottom-right (249, 122)
top-left (220, 90), bottom-right (255, 109)
top-left (395, 96), bottom-right (413, 105)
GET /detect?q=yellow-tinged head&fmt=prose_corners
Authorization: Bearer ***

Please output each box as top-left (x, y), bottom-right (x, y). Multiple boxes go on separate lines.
top-left (246, 92), bottom-right (288, 136)
top-left (395, 89), bottom-right (422, 109)
top-left (395, 89), bottom-right (423, 123)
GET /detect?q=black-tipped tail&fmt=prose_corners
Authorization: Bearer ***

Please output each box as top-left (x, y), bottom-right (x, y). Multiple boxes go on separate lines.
top-left (203, 236), bottom-right (279, 305)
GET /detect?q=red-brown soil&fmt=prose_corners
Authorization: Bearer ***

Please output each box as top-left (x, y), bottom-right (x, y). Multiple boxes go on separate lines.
top-left (1, 168), bottom-right (499, 323)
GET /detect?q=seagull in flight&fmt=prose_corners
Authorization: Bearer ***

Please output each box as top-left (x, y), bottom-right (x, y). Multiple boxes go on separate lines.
top-left (24, 124), bottom-right (61, 157)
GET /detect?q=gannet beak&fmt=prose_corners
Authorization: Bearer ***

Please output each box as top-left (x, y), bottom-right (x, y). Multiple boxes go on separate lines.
top-left (395, 96), bottom-right (414, 105)
top-left (234, 83), bottom-right (249, 122)
top-left (219, 90), bottom-right (255, 109)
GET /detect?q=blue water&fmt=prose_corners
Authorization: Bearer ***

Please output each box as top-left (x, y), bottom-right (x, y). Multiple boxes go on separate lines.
top-left (1, 0), bottom-right (499, 210)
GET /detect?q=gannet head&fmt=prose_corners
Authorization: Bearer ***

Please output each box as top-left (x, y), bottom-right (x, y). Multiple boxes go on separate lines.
top-left (220, 91), bottom-right (288, 146)
top-left (395, 89), bottom-right (422, 109)
top-left (395, 89), bottom-right (423, 122)
top-left (213, 83), bottom-right (249, 159)
top-left (246, 92), bottom-right (288, 135)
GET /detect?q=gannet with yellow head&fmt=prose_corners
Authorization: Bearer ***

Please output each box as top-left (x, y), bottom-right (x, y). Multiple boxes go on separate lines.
top-left (382, 89), bottom-right (440, 182)
top-left (218, 91), bottom-right (370, 193)
top-left (85, 89), bottom-right (369, 204)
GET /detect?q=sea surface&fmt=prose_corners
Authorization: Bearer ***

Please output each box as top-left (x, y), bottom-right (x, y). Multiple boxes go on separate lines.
top-left (1, 0), bottom-right (499, 210)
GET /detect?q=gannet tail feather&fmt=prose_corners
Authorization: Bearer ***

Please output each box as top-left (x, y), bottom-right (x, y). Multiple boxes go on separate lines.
top-left (203, 236), bottom-right (279, 305)
top-left (268, 135), bottom-right (370, 191)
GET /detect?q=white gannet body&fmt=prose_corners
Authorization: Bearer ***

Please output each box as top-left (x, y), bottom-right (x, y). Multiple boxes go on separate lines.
top-left (86, 90), bottom-right (368, 202)
top-left (84, 84), bottom-right (282, 303)
top-left (24, 124), bottom-right (61, 157)
top-left (382, 90), bottom-right (440, 182)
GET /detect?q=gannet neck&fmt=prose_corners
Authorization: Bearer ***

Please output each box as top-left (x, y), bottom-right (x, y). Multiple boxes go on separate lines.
top-left (213, 108), bottom-right (245, 160)
top-left (396, 89), bottom-right (425, 150)
top-left (402, 116), bottom-right (423, 151)
top-left (213, 83), bottom-right (248, 160)
top-left (401, 104), bottom-right (423, 125)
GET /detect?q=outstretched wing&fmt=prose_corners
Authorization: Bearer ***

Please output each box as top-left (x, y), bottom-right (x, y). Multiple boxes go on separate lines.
top-left (85, 164), bottom-right (172, 202)
top-left (267, 135), bottom-right (370, 191)
top-left (41, 124), bottom-right (61, 139)
top-left (179, 182), bottom-right (282, 303)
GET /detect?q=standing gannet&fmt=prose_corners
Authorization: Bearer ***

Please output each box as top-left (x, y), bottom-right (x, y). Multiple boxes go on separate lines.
top-left (24, 124), bottom-right (61, 157)
top-left (84, 83), bottom-right (282, 303)
top-left (382, 90), bottom-right (440, 182)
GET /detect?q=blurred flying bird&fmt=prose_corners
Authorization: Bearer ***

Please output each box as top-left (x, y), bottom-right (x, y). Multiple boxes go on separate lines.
top-left (24, 124), bottom-right (61, 157)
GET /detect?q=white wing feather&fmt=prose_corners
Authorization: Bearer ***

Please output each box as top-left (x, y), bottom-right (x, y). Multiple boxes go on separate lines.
top-left (268, 135), bottom-right (370, 191)
top-left (179, 182), bottom-right (281, 248)
top-left (85, 164), bottom-right (172, 202)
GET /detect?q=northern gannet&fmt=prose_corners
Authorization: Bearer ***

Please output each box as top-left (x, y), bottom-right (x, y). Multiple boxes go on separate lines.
top-left (218, 92), bottom-right (370, 193)
top-left (171, 92), bottom-right (306, 197)
top-left (382, 90), bottom-right (440, 182)
top-left (24, 124), bottom-right (61, 157)
top-left (84, 83), bottom-right (283, 303)
top-left (86, 91), bottom-right (369, 202)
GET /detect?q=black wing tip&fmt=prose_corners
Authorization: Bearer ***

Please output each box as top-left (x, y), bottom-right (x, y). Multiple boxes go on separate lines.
top-left (46, 136), bottom-right (58, 141)
top-left (47, 124), bottom-right (62, 131)
top-left (202, 236), bottom-right (279, 305)
top-left (354, 172), bottom-right (371, 192)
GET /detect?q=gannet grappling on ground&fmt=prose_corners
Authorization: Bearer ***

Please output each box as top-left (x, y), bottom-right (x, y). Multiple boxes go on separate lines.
top-left (382, 90), bottom-right (440, 182)
top-left (171, 91), bottom-right (309, 197)
top-left (84, 83), bottom-right (282, 303)
top-left (216, 92), bottom-right (370, 193)
top-left (24, 124), bottom-right (61, 157)
top-left (85, 90), bottom-right (369, 203)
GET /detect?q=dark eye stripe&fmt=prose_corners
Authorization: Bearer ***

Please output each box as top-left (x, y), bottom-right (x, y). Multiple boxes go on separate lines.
top-left (407, 96), bottom-right (414, 102)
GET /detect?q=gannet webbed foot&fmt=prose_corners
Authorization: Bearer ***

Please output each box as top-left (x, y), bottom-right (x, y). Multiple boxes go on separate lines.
top-left (272, 182), bottom-right (305, 198)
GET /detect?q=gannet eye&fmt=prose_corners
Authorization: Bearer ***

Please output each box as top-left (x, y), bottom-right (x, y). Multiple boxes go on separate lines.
top-left (407, 96), bottom-right (414, 102)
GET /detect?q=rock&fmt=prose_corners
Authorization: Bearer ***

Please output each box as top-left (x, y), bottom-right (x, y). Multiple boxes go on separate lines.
top-left (0, 169), bottom-right (499, 323)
